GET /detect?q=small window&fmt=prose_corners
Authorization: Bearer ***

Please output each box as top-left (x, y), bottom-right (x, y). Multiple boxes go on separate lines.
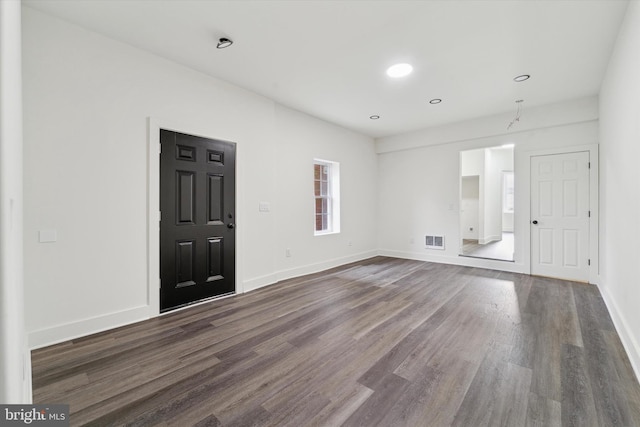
top-left (314, 159), bottom-right (340, 235)
top-left (503, 171), bottom-right (514, 213)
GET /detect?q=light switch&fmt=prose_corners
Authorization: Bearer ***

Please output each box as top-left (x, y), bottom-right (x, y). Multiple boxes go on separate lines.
top-left (259, 202), bottom-right (270, 212)
top-left (39, 230), bottom-right (57, 243)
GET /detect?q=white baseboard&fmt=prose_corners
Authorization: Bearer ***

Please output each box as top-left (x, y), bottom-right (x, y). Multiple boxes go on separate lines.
top-left (28, 252), bottom-right (379, 349)
top-left (378, 249), bottom-right (524, 273)
top-left (242, 273), bottom-right (279, 293)
top-left (599, 284), bottom-right (640, 382)
top-left (26, 248), bottom-right (526, 351)
top-left (28, 305), bottom-right (149, 350)
top-left (243, 250), bottom-right (379, 293)
top-left (276, 250), bottom-right (380, 282)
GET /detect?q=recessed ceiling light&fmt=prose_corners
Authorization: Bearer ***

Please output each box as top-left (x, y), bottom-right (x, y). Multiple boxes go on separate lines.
top-left (429, 98), bottom-right (442, 104)
top-left (217, 37), bottom-right (233, 49)
top-left (513, 74), bottom-right (530, 82)
top-left (501, 143), bottom-right (515, 148)
top-left (370, 115), bottom-right (380, 120)
top-left (386, 63), bottom-right (413, 78)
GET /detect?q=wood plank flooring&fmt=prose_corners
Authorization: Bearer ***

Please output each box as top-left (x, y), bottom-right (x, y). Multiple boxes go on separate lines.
top-left (31, 257), bottom-right (640, 426)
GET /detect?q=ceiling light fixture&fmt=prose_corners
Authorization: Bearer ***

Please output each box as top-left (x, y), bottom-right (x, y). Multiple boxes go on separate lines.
top-left (217, 37), bottom-right (233, 49)
top-left (507, 100), bottom-right (524, 130)
top-left (513, 74), bottom-right (530, 82)
top-left (501, 143), bottom-right (515, 148)
top-left (386, 63), bottom-right (413, 78)
top-left (429, 98), bottom-right (442, 104)
top-left (370, 115), bottom-right (380, 120)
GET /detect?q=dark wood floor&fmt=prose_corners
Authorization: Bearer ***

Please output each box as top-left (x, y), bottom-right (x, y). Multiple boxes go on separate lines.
top-left (32, 257), bottom-right (640, 426)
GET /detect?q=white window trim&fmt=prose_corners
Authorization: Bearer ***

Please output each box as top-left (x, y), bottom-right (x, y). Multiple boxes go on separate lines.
top-left (313, 159), bottom-right (340, 236)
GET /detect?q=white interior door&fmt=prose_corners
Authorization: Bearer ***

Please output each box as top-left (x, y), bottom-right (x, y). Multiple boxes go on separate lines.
top-left (531, 151), bottom-right (590, 282)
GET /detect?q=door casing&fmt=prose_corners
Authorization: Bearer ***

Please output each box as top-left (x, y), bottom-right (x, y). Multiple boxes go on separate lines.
top-left (530, 151), bottom-right (590, 281)
top-left (520, 144), bottom-right (599, 284)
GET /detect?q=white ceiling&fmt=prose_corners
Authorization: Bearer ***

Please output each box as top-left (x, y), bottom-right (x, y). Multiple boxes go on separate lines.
top-left (23, 0), bottom-right (629, 138)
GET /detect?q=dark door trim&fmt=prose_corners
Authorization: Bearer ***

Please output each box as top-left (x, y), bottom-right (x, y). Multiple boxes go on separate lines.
top-left (146, 118), bottom-right (239, 316)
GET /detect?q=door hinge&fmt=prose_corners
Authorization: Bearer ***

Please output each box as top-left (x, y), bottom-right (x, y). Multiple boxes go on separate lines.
top-left (588, 259), bottom-right (591, 266)
top-left (588, 210), bottom-right (591, 217)
top-left (159, 142), bottom-right (162, 154)
top-left (588, 162), bottom-right (591, 169)
top-left (159, 279), bottom-right (161, 289)
top-left (159, 211), bottom-right (162, 222)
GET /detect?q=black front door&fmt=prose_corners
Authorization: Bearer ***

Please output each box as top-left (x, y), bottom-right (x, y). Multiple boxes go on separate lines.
top-left (160, 129), bottom-right (236, 312)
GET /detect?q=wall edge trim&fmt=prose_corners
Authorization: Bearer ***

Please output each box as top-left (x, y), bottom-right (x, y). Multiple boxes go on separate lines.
top-left (378, 249), bottom-right (525, 273)
top-left (599, 283), bottom-right (640, 382)
top-left (243, 250), bottom-right (379, 293)
top-left (28, 305), bottom-right (149, 350)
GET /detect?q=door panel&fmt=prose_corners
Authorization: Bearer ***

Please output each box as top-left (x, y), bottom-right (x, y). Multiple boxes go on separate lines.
top-left (207, 237), bottom-right (224, 282)
top-left (563, 180), bottom-right (578, 217)
top-left (208, 174), bottom-right (224, 224)
top-left (531, 152), bottom-right (589, 282)
top-left (538, 181), bottom-right (553, 216)
top-left (177, 171), bottom-right (195, 224)
top-left (539, 228), bottom-right (554, 265)
top-left (563, 230), bottom-right (579, 267)
top-left (160, 130), bottom-right (236, 312)
top-left (176, 240), bottom-right (196, 288)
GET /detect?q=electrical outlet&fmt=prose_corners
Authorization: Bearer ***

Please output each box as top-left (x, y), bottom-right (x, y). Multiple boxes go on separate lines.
top-left (39, 230), bottom-right (57, 243)
top-left (285, 248), bottom-right (291, 257)
top-left (348, 241), bottom-right (353, 246)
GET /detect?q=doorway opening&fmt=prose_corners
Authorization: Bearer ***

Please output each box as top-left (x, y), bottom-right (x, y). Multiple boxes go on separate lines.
top-left (459, 145), bottom-right (514, 262)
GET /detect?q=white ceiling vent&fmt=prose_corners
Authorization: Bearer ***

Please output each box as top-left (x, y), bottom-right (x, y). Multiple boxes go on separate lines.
top-left (426, 235), bottom-right (445, 250)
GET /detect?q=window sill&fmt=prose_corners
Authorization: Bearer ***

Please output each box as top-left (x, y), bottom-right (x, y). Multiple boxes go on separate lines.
top-left (314, 230), bottom-right (340, 237)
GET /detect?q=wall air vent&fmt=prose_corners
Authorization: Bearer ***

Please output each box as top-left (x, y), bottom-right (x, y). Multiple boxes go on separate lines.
top-left (425, 235), bottom-right (445, 250)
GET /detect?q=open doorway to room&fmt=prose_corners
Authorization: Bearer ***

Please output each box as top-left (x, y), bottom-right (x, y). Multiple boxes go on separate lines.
top-left (459, 145), bottom-right (514, 261)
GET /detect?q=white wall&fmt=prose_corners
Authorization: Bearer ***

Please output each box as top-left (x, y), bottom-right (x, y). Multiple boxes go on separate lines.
top-left (22, 8), bottom-right (377, 348)
top-left (376, 97), bottom-right (599, 272)
top-left (377, 97), bottom-right (599, 154)
top-left (0, 0), bottom-right (27, 403)
top-left (272, 106), bottom-right (377, 285)
top-left (460, 176), bottom-right (479, 240)
top-left (489, 147), bottom-right (514, 234)
top-left (483, 149), bottom-right (502, 243)
top-left (461, 149), bottom-right (484, 240)
top-left (461, 148), bottom-right (484, 176)
top-left (599, 0), bottom-right (640, 378)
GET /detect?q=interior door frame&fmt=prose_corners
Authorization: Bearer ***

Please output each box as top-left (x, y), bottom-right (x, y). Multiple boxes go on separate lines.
top-left (147, 117), bottom-right (241, 317)
top-left (520, 144), bottom-right (599, 284)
